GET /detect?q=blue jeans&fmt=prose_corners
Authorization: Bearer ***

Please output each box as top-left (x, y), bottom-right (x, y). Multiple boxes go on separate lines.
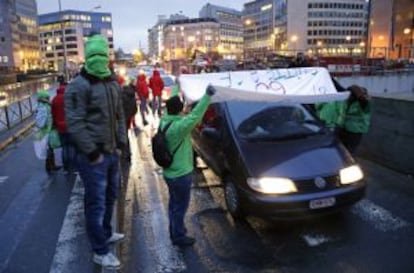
top-left (139, 98), bottom-right (148, 123)
top-left (164, 173), bottom-right (193, 242)
top-left (152, 96), bottom-right (162, 117)
top-left (77, 152), bottom-right (120, 255)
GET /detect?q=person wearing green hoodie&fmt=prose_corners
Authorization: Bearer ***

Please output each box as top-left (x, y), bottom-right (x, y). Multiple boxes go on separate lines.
top-left (34, 90), bottom-right (54, 173)
top-left (316, 85), bottom-right (371, 154)
top-left (160, 83), bottom-right (216, 246)
top-left (64, 34), bottom-right (126, 269)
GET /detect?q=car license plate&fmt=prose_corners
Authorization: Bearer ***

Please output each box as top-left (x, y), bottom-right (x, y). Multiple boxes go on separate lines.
top-left (309, 197), bottom-right (336, 209)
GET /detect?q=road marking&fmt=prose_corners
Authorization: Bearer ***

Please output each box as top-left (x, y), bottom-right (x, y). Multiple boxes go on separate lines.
top-left (133, 135), bottom-right (186, 273)
top-left (302, 233), bottom-right (333, 247)
top-left (352, 199), bottom-right (410, 232)
top-left (0, 176), bottom-right (8, 183)
top-left (49, 175), bottom-right (86, 273)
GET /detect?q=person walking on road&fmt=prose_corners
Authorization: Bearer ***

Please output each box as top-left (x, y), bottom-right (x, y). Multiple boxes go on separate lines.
top-left (136, 71), bottom-right (150, 126)
top-left (64, 34), bottom-right (127, 269)
top-left (149, 69), bottom-right (164, 117)
top-left (121, 78), bottom-right (138, 162)
top-left (160, 82), bottom-right (215, 246)
top-left (51, 82), bottom-right (76, 174)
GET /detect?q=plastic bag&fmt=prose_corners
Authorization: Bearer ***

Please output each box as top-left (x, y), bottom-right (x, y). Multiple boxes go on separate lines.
top-left (49, 129), bottom-right (61, 149)
top-left (33, 135), bottom-right (48, 160)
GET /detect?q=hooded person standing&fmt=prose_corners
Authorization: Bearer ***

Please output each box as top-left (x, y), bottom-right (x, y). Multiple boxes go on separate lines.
top-left (34, 90), bottom-right (54, 173)
top-left (51, 82), bottom-right (76, 174)
top-left (64, 34), bottom-right (126, 269)
top-left (149, 69), bottom-right (164, 117)
top-left (136, 72), bottom-right (149, 126)
top-left (160, 82), bottom-right (215, 246)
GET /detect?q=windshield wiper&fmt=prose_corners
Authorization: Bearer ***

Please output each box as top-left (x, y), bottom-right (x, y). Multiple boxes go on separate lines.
top-left (246, 132), bottom-right (320, 142)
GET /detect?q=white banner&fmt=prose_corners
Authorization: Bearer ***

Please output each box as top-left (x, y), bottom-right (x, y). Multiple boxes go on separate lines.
top-left (179, 67), bottom-right (349, 104)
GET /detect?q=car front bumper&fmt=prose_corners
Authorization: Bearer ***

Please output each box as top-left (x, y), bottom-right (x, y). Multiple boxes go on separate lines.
top-left (240, 182), bottom-right (366, 219)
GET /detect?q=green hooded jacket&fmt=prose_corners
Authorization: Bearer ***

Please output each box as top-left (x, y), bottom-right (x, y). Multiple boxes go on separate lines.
top-left (316, 100), bottom-right (371, 133)
top-left (34, 90), bottom-right (52, 140)
top-left (160, 86), bottom-right (211, 179)
top-left (342, 101), bottom-right (371, 133)
top-left (315, 101), bottom-right (344, 129)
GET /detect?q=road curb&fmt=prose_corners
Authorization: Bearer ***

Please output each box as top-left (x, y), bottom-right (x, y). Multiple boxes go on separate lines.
top-left (0, 121), bottom-right (35, 151)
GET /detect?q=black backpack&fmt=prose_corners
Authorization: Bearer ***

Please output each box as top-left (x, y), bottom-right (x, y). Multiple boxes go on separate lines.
top-left (151, 122), bottom-right (183, 168)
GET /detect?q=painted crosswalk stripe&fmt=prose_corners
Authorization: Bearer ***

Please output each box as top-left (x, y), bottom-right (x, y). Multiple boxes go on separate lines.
top-left (352, 199), bottom-right (410, 232)
top-left (0, 176), bottom-right (8, 183)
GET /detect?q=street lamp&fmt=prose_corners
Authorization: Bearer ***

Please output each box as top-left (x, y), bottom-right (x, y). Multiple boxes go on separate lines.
top-left (58, 0), bottom-right (68, 82)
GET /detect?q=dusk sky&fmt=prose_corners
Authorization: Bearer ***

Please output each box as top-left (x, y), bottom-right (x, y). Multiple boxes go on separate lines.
top-left (37, 0), bottom-right (244, 53)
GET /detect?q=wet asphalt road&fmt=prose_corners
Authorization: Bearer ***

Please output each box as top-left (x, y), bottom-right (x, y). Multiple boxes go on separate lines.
top-left (0, 121), bottom-right (413, 273)
top-left (119, 125), bottom-right (414, 273)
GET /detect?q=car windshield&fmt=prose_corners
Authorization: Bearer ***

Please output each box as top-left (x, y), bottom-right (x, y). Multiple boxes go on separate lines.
top-left (227, 101), bottom-right (325, 141)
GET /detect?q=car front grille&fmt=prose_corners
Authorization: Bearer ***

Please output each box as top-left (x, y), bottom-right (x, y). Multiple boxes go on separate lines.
top-left (295, 175), bottom-right (341, 193)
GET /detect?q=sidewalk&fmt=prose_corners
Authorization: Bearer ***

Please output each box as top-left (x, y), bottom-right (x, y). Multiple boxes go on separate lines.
top-left (0, 117), bottom-right (34, 151)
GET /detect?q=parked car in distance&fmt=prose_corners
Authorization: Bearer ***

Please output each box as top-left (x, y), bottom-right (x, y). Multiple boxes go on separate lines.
top-left (191, 100), bottom-right (366, 220)
top-left (161, 75), bottom-right (175, 102)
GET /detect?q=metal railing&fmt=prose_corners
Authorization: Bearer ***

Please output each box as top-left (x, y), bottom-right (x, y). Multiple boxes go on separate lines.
top-left (0, 76), bottom-right (56, 133)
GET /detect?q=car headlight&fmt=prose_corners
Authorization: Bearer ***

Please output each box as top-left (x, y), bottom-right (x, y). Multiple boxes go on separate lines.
top-left (340, 165), bottom-right (363, 184)
top-left (247, 177), bottom-right (297, 194)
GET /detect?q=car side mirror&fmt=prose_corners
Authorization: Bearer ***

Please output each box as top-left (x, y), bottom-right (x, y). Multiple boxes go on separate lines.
top-left (201, 127), bottom-right (220, 141)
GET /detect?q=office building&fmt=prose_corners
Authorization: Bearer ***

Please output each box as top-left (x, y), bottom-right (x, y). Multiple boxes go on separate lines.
top-left (0, 0), bottom-right (40, 72)
top-left (199, 3), bottom-right (243, 60)
top-left (38, 10), bottom-right (113, 73)
top-left (369, 0), bottom-right (414, 59)
top-left (148, 13), bottom-right (188, 64)
top-left (243, 0), bottom-right (370, 59)
top-left (163, 18), bottom-right (220, 61)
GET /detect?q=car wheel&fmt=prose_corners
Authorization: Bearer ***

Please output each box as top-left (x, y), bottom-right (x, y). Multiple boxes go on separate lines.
top-left (224, 178), bottom-right (244, 219)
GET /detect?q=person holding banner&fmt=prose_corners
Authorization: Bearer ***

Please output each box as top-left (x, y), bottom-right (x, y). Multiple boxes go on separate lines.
top-left (317, 85), bottom-right (371, 154)
top-left (160, 82), bottom-right (215, 247)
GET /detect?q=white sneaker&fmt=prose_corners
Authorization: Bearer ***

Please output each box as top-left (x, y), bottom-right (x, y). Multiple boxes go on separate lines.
top-left (106, 232), bottom-right (125, 244)
top-left (93, 252), bottom-right (120, 268)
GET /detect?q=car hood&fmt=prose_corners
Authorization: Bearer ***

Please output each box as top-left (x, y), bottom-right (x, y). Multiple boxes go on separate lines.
top-left (238, 135), bottom-right (352, 180)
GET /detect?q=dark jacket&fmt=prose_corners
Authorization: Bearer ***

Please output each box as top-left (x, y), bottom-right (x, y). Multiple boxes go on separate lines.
top-left (64, 68), bottom-right (127, 161)
top-left (122, 84), bottom-right (138, 119)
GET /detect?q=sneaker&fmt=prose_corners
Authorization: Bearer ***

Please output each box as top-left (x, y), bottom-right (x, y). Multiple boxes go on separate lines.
top-left (106, 232), bottom-right (125, 244)
top-left (172, 236), bottom-right (195, 247)
top-left (93, 252), bottom-right (120, 269)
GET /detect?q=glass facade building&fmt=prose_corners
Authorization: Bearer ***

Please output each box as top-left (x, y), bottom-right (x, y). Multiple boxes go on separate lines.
top-left (38, 10), bottom-right (114, 73)
top-left (0, 0), bottom-right (40, 72)
top-left (243, 0), bottom-right (370, 59)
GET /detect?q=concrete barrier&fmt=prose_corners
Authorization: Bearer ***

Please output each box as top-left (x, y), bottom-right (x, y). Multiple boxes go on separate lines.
top-left (337, 71), bottom-right (414, 94)
top-left (358, 94), bottom-right (414, 175)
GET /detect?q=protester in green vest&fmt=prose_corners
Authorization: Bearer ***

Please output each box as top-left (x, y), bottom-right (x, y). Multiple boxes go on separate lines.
top-left (317, 85), bottom-right (371, 154)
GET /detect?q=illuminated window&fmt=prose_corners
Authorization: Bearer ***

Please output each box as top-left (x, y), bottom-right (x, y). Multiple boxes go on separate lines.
top-left (261, 4), bottom-right (272, 11)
